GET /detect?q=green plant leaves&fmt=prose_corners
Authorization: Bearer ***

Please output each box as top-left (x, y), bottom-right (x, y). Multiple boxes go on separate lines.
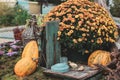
top-left (0, 4), bottom-right (31, 26)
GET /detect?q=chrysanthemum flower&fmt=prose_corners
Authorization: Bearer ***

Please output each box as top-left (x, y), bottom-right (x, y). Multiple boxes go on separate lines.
top-left (44, 0), bottom-right (118, 54)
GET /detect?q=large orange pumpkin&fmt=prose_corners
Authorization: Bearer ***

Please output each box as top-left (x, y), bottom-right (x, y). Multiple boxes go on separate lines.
top-left (22, 40), bottom-right (39, 62)
top-left (88, 50), bottom-right (111, 67)
top-left (14, 57), bottom-right (37, 77)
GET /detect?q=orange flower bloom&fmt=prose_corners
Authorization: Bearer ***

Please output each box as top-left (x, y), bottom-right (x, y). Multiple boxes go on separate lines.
top-left (82, 33), bottom-right (86, 37)
top-left (59, 27), bottom-right (64, 31)
top-left (71, 26), bottom-right (75, 29)
top-left (73, 39), bottom-right (78, 43)
top-left (109, 30), bottom-right (113, 34)
top-left (106, 38), bottom-right (109, 41)
top-left (79, 14), bottom-right (84, 18)
top-left (114, 31), bottom-right (118, 38)
top-left (78, 21), bottom-right (83, 26)
top-left (57, 37), bottom-right (60, 40)
top-left (71, 19), bottom-right (75, 23)
top-left (84, 38), bottom-right (87, 41)
top-left (69, 30), bottom-right (74, 33)
top-left (102, 32), bottom-right (105, 36)
top-left (85, 50), bottom-right (89, 54)
top-left (57, 31), bottom-right (61, 36)
top-left (67, 32), bottom-right (71, 36)
top-left (75, 15), bottom-right (79, 18)
top-left (109, 37), bottom-right (115, 43)
top-left (91, 39), bottom-right (94, 42)
top-left (87, 34), bottom-right (90, 36)
top-left (97, 29), bottom-right (101, 34)
top-left (97, 38), bottom-right (103, 44)
top-left (78, 38), bottom-right (82, 42)
top-left (91, 27), bottom-right (95, 31)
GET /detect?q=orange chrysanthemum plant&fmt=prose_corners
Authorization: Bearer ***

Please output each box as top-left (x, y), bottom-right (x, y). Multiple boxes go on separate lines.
top-left (44, 0), bottom-right (119, 55)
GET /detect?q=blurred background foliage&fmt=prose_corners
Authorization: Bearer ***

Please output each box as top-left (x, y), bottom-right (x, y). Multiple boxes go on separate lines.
top-left (0, 3), bottom-right (31, 27)
top-left (110, 0), bottom-right (120, 17)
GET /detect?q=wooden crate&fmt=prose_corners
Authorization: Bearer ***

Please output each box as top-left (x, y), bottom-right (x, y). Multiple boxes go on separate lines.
top-left (44, 65), bottom-right (102, 80)
top-left (13, 27), bottom-right (24, 40)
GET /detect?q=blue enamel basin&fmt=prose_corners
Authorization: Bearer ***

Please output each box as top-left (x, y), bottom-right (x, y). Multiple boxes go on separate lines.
top-left (51, 63), bottom-right (69, 73)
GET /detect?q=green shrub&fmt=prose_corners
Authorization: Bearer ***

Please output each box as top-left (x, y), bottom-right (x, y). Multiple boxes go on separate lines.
top-left (110, 0), bottom-right (120, 17)
top-left (12, 5), bottom-right (31, 25)
top-left (0, 3), bottom-right (31, 27)
top-left (0, 3), bottom-right (15, 26)
top-left (0, 14), bottom-right (15, 26)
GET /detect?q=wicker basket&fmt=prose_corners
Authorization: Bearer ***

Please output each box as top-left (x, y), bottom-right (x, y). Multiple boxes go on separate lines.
top-left (13, 27), bottom-right (24, 40)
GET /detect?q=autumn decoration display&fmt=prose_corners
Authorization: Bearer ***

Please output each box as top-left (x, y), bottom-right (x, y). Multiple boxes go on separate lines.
top-left (44, 0), bottom-right (118, 54)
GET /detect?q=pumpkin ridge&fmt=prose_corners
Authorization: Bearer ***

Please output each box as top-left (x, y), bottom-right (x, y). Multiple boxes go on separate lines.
top-left (21, 40), bottom-right (39, 63)
top-left (14, 57), bottom-right (37, 77)
top-left (88, 50), bottom-right (111, 68)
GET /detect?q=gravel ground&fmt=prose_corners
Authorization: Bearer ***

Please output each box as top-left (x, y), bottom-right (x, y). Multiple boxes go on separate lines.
top-left (0, 25), bottom-right (24, 32)
top-left (0, 31), bottom-right (14, 39)
top-left (0, 31), bottom-right (14, 44)
top-left (0, 38), bottom-right (14, 44)
top-left (0, 25), bottom-right (24, 44)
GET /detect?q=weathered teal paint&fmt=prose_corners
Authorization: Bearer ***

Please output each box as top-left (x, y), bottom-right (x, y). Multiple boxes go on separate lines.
top-left (46, 21), bottom-right (61, 68)
top-left (17, 0), bottom-right (29, 11)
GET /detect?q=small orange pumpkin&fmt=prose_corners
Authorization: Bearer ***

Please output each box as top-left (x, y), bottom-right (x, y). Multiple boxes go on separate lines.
top-left (88, 50), bottom-right (111, 68)
top-left (22, 40), bottom-right (39, 63)
top-left (14, 57), bottom-right (37, 77)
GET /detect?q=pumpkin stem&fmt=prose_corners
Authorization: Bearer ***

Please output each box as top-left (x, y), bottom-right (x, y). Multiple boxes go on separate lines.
top-left (32, 57), bottom-right (39, 61)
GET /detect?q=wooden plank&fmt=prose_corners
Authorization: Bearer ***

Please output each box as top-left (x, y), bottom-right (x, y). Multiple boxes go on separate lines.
top-left (46, 21), bottom-right (61, 68)
top-left (44, 66), bottom-right (102, 80)
top-left (87, 73), bottom-right (102, 80)
top-left (39, 27), bottom-right (47, 67)
top-left (53, 21), bottom-right (61, 64)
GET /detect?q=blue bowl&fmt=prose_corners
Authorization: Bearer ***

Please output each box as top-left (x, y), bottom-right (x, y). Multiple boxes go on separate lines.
top-left (51, 63), bottom-right (69, 73)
